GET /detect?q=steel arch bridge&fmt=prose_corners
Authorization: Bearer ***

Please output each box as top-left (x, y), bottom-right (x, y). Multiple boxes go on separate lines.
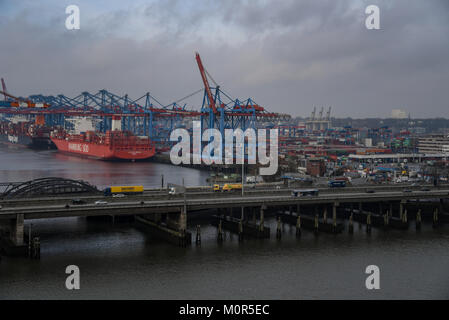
top-left (2, 177), bottom-right (100, 198)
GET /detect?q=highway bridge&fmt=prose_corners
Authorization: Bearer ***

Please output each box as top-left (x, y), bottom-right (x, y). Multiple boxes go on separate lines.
top-left (1, 189), bottom-right (449, 220)
top-left (1, 180), bottom-right (448, 253)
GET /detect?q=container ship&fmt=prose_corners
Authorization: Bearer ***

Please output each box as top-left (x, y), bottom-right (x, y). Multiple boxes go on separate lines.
top-left (50, 129), bottom-right (156, 160)
top-left (0, 120), bottom-right (55, 149)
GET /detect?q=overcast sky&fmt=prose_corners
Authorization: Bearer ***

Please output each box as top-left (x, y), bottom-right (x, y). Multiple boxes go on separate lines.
top-left (0, 0), bottom-right (448, 118)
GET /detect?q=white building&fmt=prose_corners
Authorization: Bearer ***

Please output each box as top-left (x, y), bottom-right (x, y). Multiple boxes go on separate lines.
top-left (391, 109), bottom-right (408, 119)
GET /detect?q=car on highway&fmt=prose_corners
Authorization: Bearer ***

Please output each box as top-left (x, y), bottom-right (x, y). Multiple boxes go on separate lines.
top-left (420, 187), bottom-right (431, 191)
top-left (365, 189), bottom-right (375, 193)
top-left (72, 199), bottom-right (86, 205)
top-left (328, 180), bottom-right (346, 188)
top-left (403, 189), bottom-right (412, 193)
top-left (112, 193), bottom-right (125, 198)
top-left (291, 189), bottom-right (319, 197)
top-left (94, 200), bottom-right (108, 205)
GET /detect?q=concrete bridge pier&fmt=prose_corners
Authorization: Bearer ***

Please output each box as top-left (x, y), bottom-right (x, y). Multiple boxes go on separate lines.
top-left (348, 213), bottom-right (354, 234)
top-left (332, 202), bottom-right (338, 233)
top-left (252, 207), bottom-right (256, 225)
top-left (211, 205), bottom-right (270, 239)
top-left (144, 212), bottom-right (161, 224)
top-left (136, 207), bottom-right (191, 247)
top-left (217, 219), bottom-right (224, 243)
top-left (259, 205), bottom-right (265, 233)
top-left (383, 211), bottom-right (390, 230)
top-left (0, 214), bottom-right (27, 256)
top-left (323, 207), bottom-right (328, 224)
top-left (296, 215), bottom-right (301, 238)
top-left (433, 208), bottom-right (439, 228)
top-left (358, 202), bottom-right (363, 229)
top-left (399, 201), bottom-right (405, 221)
top-left (276, 217), bottom-right (282, 240)
top-left (366, 213), bottom-right (372, 234)
top-left (11, 214), bottom-right (24, 246)
top-left (416, 209), bottom-right (422, 230)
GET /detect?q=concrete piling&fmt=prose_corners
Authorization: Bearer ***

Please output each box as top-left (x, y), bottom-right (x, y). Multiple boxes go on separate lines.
top-left (399, 201), bottom-right (404, 221)
top-left (238, 219), bottom-right (244, 242)
top-left (332, 203), bottom-right (338, 234)
top-left (433, 208), bottom-right (439, 229)
top-left (11, 214), bottom-right (24, 246)
top-left (276, 217), bottom-right (282, 240)
top-left (416, 209), bottom-right (421, 230)
top-left (296, 215), bottom-right (301, 238)
top-left (383, 212), bottom-right (389, 230)
top-left (366, 213), bottom-right (372, 234)
top-left (348, 213), bottom-right (354, 234)
top-left (358, 202), bottom-right (363, 229)
top-left (259, 206), bottom-right (265, 233)
top-left (402, 209), bottom-right (408, 223)
top-left (217, 219), bottom-right (223, 243)
top-left (195, 225), bottom-right (201, 246)
top-left (32, 237), bottom-right (40, 259)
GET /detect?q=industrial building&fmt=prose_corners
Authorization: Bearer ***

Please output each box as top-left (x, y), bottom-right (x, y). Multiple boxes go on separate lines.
top-left (418, 134), bottom-right (449, 154)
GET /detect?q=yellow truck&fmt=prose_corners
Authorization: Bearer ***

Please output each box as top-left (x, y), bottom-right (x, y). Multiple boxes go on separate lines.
top-left (214, 183), bottom-right (243, 192)
top-left (104, 185), bottom-right (144, 196)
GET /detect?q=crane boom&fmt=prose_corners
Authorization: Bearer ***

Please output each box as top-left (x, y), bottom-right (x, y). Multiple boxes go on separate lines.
top-left (0, 90), bottom-right (49, 108)
top-left (195, 52), bottom-right (217, 114)
top-left (1, 78), bottom-right (7, 101)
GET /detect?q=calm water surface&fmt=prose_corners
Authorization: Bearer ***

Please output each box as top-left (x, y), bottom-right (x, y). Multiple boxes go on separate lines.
top-left (1, 145), bottom-right (449, 299)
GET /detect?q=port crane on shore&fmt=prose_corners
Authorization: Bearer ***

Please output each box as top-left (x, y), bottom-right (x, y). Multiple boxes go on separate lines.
top-left (0, 53), bottom-right (290, 143)
top-left (194, 52), bottom-right (290, 138)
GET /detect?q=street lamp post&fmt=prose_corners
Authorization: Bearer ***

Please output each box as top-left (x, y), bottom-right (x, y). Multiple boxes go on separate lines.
top-left (241, 138), bottom-right (244, 221)
top-left (242, 139), bottom-right (244, 197)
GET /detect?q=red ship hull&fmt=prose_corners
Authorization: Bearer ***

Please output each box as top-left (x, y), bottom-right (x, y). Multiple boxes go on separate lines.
top-left (51, 138), bottom-right (155, 160)
top-left (50, 130), bottom-right (156, 160)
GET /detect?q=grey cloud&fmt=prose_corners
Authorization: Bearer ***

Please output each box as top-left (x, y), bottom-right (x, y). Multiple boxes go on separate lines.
top-left (0, 0), bottom-right (447, 118)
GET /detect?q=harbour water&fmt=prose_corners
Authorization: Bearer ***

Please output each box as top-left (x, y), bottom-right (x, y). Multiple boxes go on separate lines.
top-left (0, 145), bottom-right (209, 189)
top-left (1, 145), bottom-right (449, 299)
